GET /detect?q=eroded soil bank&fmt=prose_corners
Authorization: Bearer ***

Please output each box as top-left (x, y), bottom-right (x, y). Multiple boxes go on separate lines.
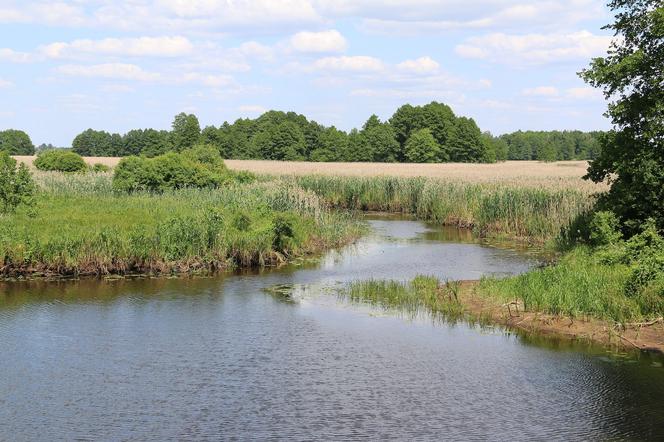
top-left (459, 281), bottom-right (664, 354)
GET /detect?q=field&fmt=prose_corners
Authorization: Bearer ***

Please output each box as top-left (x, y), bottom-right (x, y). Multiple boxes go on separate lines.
top-left (13, 156), bottom-right (603, 192)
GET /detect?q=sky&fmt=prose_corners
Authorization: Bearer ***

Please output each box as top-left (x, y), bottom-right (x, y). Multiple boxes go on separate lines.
top-left (0, 0), bottom-right (616, 146)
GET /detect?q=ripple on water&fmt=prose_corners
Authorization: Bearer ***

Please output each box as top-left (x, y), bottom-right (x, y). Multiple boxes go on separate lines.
top-left (0, 219), bottom-right (663, 440)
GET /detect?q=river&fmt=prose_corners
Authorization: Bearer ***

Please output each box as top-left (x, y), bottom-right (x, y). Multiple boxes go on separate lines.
top-left (1, 216), bottom-right (663, 440)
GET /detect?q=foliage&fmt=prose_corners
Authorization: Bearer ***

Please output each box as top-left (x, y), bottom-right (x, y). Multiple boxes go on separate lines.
top-left (91, 163), bottom-right (110, 173)
top-left (171, 112), bottom-right (201, 151)
top-left (580, 0), bottom-right (664, 234)
top-left (66, 103), bottom-right (604, 164)
top-left (33, 150), bottom-right (87, 172)
top-left (112, 145), bottom-right (237, 192)
top-left (0, 151), bottom-right (35, 214)
top-left (346, 275), bottom-right (464, 318)
top-left (483, 216), bottom-right (664, 322)
top-left (404, 128), bottom-right (441, 163)
top-left (588, 210), bottom-right (623, 246)
top-left (297, 175), bottom-right (593, 241)
top-left (0, 174), bottom-right (364, 276)
top-left (0, 129), bottom-right (35, 155)
top-left (500, 130), bottom-right (602, 161)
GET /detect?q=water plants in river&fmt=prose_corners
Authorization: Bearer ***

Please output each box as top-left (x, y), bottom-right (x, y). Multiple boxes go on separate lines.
top-left (479, 219), bottom-right (664, 323)
top-left (345, 276), bottom-right (465, 318)
top-left (296, 175), bottom-right (594, 241)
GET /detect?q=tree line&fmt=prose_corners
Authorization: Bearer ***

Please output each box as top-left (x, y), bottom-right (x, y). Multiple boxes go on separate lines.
top-left (500, 130), bottom-right (603, 161)
top-left (1, 101), bottom-right (604, 162)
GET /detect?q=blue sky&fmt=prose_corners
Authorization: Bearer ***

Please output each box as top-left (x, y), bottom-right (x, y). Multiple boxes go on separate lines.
top-left (0, 0), bottom-right (615, 146)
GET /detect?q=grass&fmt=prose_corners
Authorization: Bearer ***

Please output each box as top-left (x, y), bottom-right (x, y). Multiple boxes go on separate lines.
top-left (478, 247), bottom-right (661, 323)
top-left (295, 175), bottom-right (596, 242)
top-left (345, 275), bottom-right (465, 319)
top-left (0, 173), bottom-right (365, 277)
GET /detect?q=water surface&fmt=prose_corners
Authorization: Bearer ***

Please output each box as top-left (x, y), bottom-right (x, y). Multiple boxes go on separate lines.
top-left (1, 217), bottom-right (663, 441)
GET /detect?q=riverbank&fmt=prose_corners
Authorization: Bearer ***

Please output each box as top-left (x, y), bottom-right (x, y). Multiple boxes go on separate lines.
top-left (345, 277), bottom-right (664, 354)
top-left (0, 172), bottom-right (365, 278)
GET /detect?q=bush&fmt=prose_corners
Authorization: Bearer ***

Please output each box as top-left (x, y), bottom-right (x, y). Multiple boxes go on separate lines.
top-left (0, 151), bottom-right (36, 213)
top-left (34, 150), bottom-right (87, 172)
top-left (112, 146), bottom-right (234, 193)
top-left (91, 163), bottom-right (110, 173)
top-left (588, 210), bottom-right (622, 246)
top-left (272, 213), bottom-right (303, 254)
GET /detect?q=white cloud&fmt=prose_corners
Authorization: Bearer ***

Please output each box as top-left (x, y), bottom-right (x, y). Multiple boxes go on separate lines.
top-left (182, 72), bottom-right (234, 87)
top-left (522, 86), bottom-right (559, 96)
top-left (0, 48), bottom-right (33, 63)
top-left (397, 56), bottom-right (439, 74)
top-left (566, 87), bottom-right (603, 100)
top-left (351, 0), bottom-right (606, 35)
top-left (290, 30), bottom-right (347, 53)
top-left (0, 78), bottom-right (14, 88)
top-left (238, 41), bottom-right (274, 61)
top-left (41, 36), bottom-right (194, 59)
top-left (56, 63), bottom-right (160, 82)
top-left (312, 56), bottom-right (384, 72)
top-left (455, 30), bottom-right (613, 65)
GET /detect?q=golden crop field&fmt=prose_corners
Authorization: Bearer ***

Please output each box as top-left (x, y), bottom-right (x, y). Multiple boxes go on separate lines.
top-left (13, 156), bottom-right (604, 191)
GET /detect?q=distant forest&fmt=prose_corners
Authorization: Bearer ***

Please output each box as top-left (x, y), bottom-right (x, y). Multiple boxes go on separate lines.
top-left (2, 102), bottom-right (603, 162)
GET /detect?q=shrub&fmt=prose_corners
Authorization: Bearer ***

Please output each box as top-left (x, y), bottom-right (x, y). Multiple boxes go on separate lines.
top-left (272, 213), bottom-right (302, 253)
top-left (91, 163), bottom-right (110, 173)
top-left (588, 210), bottom-right (622, 246)
top-left (34, 150), bottom-right (87, 172)
top-left (112, 147), bottom-right (234, 193)
top-left (0, 151), bottom-right (36, 213)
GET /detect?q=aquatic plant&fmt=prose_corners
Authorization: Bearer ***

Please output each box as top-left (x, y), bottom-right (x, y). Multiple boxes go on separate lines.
top-left (295, 175), bottom-right (594, 241)
top-left (346, 275), bottom-right (465, 319)
top-left (0, 174), bottom-right (365, 277)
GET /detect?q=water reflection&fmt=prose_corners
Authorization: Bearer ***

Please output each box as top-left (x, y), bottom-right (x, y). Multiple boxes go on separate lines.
top-left (0, 217), bottom-right (663, 440)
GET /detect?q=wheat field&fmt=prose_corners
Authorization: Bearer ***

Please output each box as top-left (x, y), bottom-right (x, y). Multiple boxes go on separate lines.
top-left (13, 156), bottom-right (603, 191)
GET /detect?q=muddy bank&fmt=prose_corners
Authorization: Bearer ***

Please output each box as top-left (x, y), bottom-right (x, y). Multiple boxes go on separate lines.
top-left (459, 281), bottom-right (664, 354)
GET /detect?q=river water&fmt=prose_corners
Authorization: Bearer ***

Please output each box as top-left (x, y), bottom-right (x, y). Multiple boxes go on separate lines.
top-left (1, 216), bottom-right (663, 441)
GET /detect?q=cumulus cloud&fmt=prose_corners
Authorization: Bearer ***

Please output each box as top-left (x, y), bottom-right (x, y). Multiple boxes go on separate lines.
top-left (0, 48), bottom-right (33, 63)
top-left (181, 72), bottom-right (234, 87)
top-left (455, 30), bottom-right (613, 64)
top-left (566, 87), bottom-right (603, 100)
top-left (522, 86), bottom-right (559, 96)
top-left (312, 56), bottom-right (384, 72)
top-left (238, 41), bottom-right (274, 61)
top-left (41, 36), bottom-right (194, 59)
top-left (290, 30), bottom-right (347, 53)
top-left (0, 78), bottom-right (14, 88)
top-left (397, 56), bottom-right (439, 74)
top-left (56, 63), bottom-right (161, 82)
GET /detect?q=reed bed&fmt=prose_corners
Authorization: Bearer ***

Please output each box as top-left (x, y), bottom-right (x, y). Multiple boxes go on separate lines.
top-left (295, 175), bottom-right (597, 241)
top-left (15, 156), bottom-right (605, 191)
top-left (0, 174), bottom-right (365, 277)
top-left (345, 276), bottom-right (465, 319)
top-left (478, 247), bottom-right (653, 322)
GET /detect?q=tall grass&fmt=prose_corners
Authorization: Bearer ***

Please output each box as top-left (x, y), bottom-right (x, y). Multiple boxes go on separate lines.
top-left (345, 275), bottom-right (465, 319)
top-left (478, 247), bottom-right (661, 322)
top-left (295, 175), bottom-right (596, 241)
top-left (0, 173), bottom-right (365, 277)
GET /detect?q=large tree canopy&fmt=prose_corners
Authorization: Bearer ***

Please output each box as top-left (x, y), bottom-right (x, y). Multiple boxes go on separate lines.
top-left (580, 0), bottom-right (664, 233)
top-left (171, 113), bottom-right (201, 152)
top-left (0, 129), bottom-right (35, 155)
top-left (66, 102), bottom-right (604, 163)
